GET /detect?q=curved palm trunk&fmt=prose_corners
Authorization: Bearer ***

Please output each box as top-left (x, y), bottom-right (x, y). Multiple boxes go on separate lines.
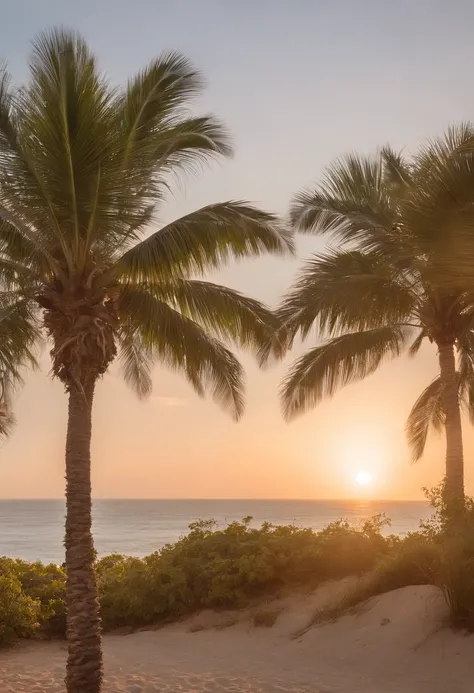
top-left (438, 342), bottom-right (464, 515)
top-left (65, 379), bottom-right (103, 693)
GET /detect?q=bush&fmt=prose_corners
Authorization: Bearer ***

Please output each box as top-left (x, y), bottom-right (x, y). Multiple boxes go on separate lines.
top-left (373, 533), bottom-right (441, 591)
top-left (314, 515), bottom-right (390, 579)
top-left (252, 607), bottom-right (281, 627)
top-left (0, 558), bottom-right (66, 638)
top-left (420, 482), bottom-right (474, 630)
top-left (0, 566), bottom-right (40, 645)
top-left (439, 546), bottom-right (474, 629)
top-left (11, 560), bottom-right (66, 636)
top-left (95, 515), bottom-right (392, 630)
top-left (4, 501), bottom-right (474, 644)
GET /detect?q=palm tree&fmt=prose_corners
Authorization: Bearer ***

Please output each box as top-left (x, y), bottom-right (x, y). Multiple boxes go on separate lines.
top-left (0, 30), bottom-right (293, 693)
top-left (271, 126), bottom-right (474, 517)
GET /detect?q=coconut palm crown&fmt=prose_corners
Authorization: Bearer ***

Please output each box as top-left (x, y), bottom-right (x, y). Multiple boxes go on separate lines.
top-left (272, 126), bottom-right (474, 516)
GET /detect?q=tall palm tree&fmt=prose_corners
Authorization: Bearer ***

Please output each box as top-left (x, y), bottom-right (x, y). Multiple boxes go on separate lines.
top-left (0, 30), bottom-right (293, 693)
top-left (271, 126), bottom-right (474, 516)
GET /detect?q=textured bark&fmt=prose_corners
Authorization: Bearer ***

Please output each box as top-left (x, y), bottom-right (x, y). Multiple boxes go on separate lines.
top-left (438, 342), bottom-right (464, 509)
top-left (65, 379), bottom-right (103, 693)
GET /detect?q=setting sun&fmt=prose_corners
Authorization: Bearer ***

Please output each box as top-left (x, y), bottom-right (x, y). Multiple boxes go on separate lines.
top-left (355, 470), bottom-right (373, 486)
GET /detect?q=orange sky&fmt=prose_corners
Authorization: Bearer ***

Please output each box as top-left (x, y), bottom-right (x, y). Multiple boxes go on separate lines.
top-left (2, 1), bottom-right (474, 500)
top-left (4, 250), bottom-right (471, 500)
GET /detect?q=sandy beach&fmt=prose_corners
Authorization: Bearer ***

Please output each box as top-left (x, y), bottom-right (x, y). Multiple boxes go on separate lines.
top-left (1, 582), bottom-right (473, 693)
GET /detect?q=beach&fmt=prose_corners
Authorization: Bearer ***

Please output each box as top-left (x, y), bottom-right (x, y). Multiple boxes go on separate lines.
top-left (1, 581), bottom-right (473, 693)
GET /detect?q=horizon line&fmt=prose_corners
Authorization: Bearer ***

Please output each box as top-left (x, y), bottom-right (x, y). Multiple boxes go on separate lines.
top-left (0, 497), bottom-right (428, 503)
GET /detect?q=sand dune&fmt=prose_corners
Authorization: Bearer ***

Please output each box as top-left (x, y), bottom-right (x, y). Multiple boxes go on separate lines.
top-left (1, 582), bottom-right (473, 692)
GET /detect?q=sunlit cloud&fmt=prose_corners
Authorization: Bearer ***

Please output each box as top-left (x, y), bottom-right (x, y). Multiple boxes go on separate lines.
top-left (150, 395), bottom-right (189, 408)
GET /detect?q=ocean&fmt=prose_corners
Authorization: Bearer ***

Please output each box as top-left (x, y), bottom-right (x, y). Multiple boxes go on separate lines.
top-left (0, 499), bottom-right (431, 564)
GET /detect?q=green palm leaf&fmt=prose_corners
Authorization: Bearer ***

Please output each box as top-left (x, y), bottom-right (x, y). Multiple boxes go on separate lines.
top-left (281, 326), bottom-right (409, 421)
top-left (150, 279), bottom-right (279, 352)
top-left (278, 249), bottom-right (415, 341)
top-left (18, 30), bottom-right (116, 263)
top-left (406, 377), bottom-right (445, 462)
top-left (113, 201), bottom-right (293, 280)
top-left (458, 338), bottom-right (474, 423)
top-left (118, 287), bottom-right (245, 419)
top-left (290, 154), bottom-right (395, 240)
top-left (405, 124), bottom-right (474, 288)
top-left (0, 66), bottom-right (57, 240)
top-left (119, 52), bottom-right (231, 170)
top-left (381, 146), bottom-right (413, 191)
top-left (117, 328), bottom-right (153, 399)
top-left (0, 294), bottom-right (39, 438)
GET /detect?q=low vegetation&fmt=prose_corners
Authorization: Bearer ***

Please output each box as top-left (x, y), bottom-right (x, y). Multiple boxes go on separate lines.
top-left (2, 486), bottom-right (474, 646)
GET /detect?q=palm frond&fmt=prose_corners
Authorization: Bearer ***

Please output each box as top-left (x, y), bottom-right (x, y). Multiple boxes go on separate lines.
top-left (18, 28), bottom-right (116, 263)
top-left (281, 326), bottom-right (409, 420)
top-left (275, 249), bottom-right (416, 348)
top-left (0, 293), bottom-right (39, 440)
top-left (0, 294), bottom-right (39, 378)
top-left (146, 116), bottom-right (232, 173)
top-left (458, 337), bottom-right (474, 423)
top-left (0, 402), bottom-right (15, 439)
top-left (0, 255), bottom-right (36, 290)
top-left (0, 65), bottom-right (59, 244)
top-left (291, 153), bottom-right (396, 241)
top-left (405, 377), bottom-right (445, 462)
top-left (405, 124), bottom-right (474, 289)
top-left (150, 279), bottom-right (280, 352)
top-left (118, 287), bottom-right (245, 419)
top-left (113, 201), bottom-right (293, 281)
top-left (381, 146), bottom-right (412, 190)
top-left (96, 55), bottom-right (232, 251)
top-left (0, 212), bottom-right (57, 275)
top-left (116, 327), bottom-right (153, 399)
top-left (119, 52), bottom-right (231, 170)
top-left (408, 330), bottom-right (426, 357)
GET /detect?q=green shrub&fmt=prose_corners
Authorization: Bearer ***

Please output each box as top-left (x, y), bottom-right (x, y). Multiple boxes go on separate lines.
top-left (0, 566), bottom-right (40, 645)
top-left (7, 503), bottom-right (474, 643)
top-left (418, 482), bottom-right (474, 630)
top-left (314, 515), bottom-right (390, 579)
top-left (435, 533), bottom-right (474, 630)
top-left (308, 490), bottom-right (474, 632)
top-left (420, 482), bottom-right (474, 538)
top-left (0, 558), bottom-right (66, 637)
top-left (13, 560), bottom-right (66, 636)
top-left (97, 553), bottom-right (189, 628)
top-left (373, 533), bottom-right (441, 591)
top-left (95, 515), bottom-right (392, 630)
top-left (252, 607), bottom-right (281, 627)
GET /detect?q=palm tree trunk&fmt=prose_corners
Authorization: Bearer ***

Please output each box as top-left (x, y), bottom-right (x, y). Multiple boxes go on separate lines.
top-left (438, 342), bottom-right (464, 513)
top-left (65, 378), bottom-right (103, 693)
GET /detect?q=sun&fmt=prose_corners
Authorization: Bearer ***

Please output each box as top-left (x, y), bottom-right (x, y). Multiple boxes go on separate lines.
top-left (355, 470), bottom-right (372, 487)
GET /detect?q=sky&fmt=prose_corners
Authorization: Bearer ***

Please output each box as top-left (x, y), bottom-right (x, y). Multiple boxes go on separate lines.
top-left (1, 0), bottom-right (474, 499)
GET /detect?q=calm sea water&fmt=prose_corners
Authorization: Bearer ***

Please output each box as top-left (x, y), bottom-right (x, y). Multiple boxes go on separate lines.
top-left (0, 499), bottom-right (431, 564)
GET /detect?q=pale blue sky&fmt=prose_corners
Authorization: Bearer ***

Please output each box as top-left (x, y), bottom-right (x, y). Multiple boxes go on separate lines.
top-left (2, 0), bottom-right (474, 499)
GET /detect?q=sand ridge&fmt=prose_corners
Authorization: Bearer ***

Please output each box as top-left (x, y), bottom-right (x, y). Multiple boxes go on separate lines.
top-left (0, 583), bottom-right (473, 692)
